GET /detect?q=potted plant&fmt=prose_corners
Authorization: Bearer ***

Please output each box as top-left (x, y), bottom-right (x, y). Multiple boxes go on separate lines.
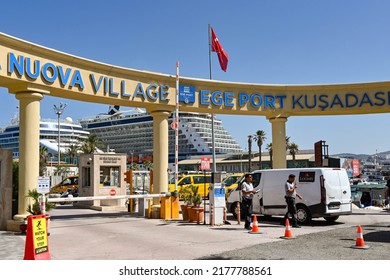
top-left (192, 193), bottom-right (203, 208)
top-left (179, 187), bottom-right (192, 221)
top-left (187, 185), bottom-right (204, 224)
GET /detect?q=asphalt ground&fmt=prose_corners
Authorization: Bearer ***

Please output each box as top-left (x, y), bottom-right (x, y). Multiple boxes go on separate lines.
top-left (199, 224), bottom-right (390, 260)
top-left (1, 204), bottom-right (390, 260)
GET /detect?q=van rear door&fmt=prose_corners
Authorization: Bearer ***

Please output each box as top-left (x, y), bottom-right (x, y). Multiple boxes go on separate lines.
top-left (322, 169), bottom-right (352, 214)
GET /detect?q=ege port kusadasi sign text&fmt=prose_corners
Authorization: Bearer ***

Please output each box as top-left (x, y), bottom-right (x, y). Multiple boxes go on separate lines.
top-left (1, 32), bottom-right (390, 118)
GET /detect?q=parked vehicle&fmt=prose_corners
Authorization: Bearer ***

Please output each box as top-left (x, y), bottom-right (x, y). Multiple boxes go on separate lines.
top-left (59, 187), bottom-right (79, 205)
top-left (50, 176), bottom-right (79, 194)
top-left (168, 173), bottom-right (212, 197)
top-left (221, 173), bottom-right (244, 197)
top-left (226, 168), bottom-right (352, 223)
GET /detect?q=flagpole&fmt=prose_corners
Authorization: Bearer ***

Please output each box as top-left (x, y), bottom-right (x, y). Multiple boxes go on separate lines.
top-left (208, 24), bottom-right (213, 81)
top-left (208, 24), bottom-right (217, 174)
top-left (174, 61), bottom-right (180, 191)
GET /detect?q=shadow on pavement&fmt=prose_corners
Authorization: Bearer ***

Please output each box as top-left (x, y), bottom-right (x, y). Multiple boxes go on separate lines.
top-left (363, 230), bottom-right (390, 243)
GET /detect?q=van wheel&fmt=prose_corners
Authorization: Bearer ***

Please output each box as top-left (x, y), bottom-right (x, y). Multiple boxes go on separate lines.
top-left (324, 216), bottom-right (339, 223)
top-left (296, 205), bottom-right (311, 224)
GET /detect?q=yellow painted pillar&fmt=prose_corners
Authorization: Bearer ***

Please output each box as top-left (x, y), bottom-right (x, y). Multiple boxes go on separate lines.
top-left (14, 92), bottom-right (43, 220)
top-left (268, 117), bottom-right (288, 169)
top-left (150, 110), bottom-right (170, 206)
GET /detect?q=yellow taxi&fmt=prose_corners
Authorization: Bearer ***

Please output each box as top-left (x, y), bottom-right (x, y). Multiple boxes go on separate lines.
top-left (168, 173), bottom-right (212, 197)
top-left (50, 175), bottom-right (79, 194)
top-left (222, 173), bottom-right (244, 197)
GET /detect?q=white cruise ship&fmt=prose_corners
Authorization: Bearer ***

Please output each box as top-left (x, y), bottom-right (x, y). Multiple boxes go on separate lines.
top-left (79, 106), bottom-right (243, 162)
top-left (0, 114), bottom-right (90, 158)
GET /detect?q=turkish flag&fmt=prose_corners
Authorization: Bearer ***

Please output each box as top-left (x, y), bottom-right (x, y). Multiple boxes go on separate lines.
top-left (211, 27), bottom-right (229, 72)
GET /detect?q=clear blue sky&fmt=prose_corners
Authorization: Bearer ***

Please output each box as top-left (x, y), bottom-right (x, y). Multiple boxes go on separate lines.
top-left (1, 0), bottom-right (390, 155)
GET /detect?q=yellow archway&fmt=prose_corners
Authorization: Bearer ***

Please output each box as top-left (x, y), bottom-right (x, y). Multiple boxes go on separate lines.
top-left (1, 32), bottom-right (390, 218)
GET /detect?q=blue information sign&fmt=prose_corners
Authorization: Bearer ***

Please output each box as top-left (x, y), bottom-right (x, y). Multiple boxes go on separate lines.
top-left (214, 187), bottom-right (225, 197)
top-left (179, 85), bottom-right (195, 104)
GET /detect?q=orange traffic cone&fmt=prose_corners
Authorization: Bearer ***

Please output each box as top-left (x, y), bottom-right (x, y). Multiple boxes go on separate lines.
top-left (249, 215), bottom-right (261, 234)
top-left (280, 218), bottom-right (295, 239)
top-left (352, 225), bottom-right (369, 249)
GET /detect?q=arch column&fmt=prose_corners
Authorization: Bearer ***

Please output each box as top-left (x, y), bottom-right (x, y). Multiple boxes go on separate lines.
top-left (150, 110), bottom-right (170, 205)
top-left (14, 92), bottom-right (43, 220)
top-left (268, 117), bottom-right (288, 169)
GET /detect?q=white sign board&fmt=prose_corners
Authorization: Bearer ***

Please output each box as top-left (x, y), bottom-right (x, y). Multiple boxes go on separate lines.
top-left (209, 183), bottom-right (225, 225)
top-left (37, 176), bottom-right (50, 194)
top-left (211, 183), bottom-right (226, 208)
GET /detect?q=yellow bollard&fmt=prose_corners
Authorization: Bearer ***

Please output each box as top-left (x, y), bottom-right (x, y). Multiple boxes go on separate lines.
top-left (147, 199), bottom-right (152, 218)
top-left (171, 195), bottom-right (180, 219)
top-left (160, 196), bottom-right (172, 219)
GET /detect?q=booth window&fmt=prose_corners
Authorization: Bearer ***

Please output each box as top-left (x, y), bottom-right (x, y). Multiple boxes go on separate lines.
top-left (100, 166), bottom-right (119, 187)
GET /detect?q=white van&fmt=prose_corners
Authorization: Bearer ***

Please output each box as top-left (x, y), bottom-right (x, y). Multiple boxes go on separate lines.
top-left (226, 168), bottom-right (352, 223)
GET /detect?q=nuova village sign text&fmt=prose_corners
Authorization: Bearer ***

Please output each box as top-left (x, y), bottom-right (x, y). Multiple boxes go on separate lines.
top-left (6, 52), bottom-right (390, 113)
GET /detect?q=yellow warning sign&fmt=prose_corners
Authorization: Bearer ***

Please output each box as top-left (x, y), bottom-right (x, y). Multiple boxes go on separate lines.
top-left (32, 217), bottom-right (48, 254)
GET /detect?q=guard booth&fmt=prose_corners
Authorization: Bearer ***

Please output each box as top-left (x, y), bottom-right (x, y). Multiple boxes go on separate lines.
top-left (78, 153), bottom-right (127, 211)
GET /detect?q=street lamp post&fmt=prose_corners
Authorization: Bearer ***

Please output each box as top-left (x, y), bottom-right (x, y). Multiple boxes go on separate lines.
top-left (248, 135), bottom-right (253, 172)
top-left (53, 103), bottom-right (67, 167)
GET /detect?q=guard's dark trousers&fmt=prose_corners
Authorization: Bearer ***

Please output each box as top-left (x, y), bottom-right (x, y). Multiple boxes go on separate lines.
top-left (283, 196), bottom-right (298, 226)
top-left (242, 197), bottom-right (252, 229)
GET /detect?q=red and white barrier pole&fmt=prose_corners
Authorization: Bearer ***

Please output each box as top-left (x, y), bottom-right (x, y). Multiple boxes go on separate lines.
top-left (39, 194), bottom-right (46, 215)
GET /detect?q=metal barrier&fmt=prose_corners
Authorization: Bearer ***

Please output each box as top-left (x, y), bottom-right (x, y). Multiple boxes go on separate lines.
top-left (48, 193), bottom-right (168, 217)
top-left (47, 193), bottom-right (167, 203)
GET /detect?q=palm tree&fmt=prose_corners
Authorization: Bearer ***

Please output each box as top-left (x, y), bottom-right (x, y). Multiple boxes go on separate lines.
top-left (81, 134), bottom-right (101, 154)
top-left (144, 160), bottom-right (153, 170)
top-left (53, 166), bottom-right (71, 176)
top-left (66, 144), bottom-right (80, 164)
top-left (248, 135), bottom-right (253, 172)
top-left (288, 142), bottom-right (299, 167)
top-left (266, 143), bottom-right (273, 169)
top-left (253, 130), bottom-right (266, 170)
top-left (39, 146), bottom-right (49, 176)
top-left (285, 136), bottom-right (291, 151)
top-left (129, 162), bottom-right (139, 171)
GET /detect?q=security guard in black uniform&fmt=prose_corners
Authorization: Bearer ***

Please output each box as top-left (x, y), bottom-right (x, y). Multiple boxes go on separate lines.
top-left (282, 174), bottom-right (303, 228)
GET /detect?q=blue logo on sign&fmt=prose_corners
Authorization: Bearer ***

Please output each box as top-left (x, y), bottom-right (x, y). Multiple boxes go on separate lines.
top-left (179, 85), bottom-right (195, 103)
top-left (214, 188), bottom-right (225, 197)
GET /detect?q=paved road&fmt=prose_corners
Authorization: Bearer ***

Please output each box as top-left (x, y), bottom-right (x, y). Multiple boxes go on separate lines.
top-left (1, 205), bottom-right (390, 260)
top-left (199, 224), bottom-right (390, 260)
